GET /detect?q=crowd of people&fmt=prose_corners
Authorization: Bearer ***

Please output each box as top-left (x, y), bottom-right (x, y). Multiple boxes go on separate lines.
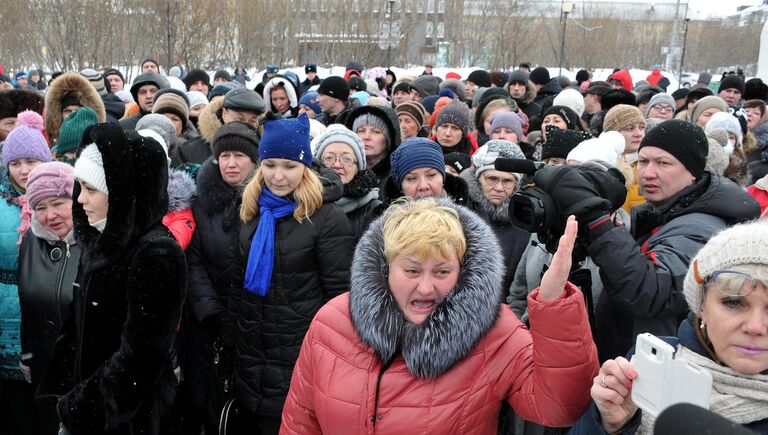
top-left (0, 57), bottom-right (766, 435)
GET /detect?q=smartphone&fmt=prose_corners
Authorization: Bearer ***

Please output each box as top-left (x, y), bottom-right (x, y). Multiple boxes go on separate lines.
top-left (630, 333), bottom-right (713, 417)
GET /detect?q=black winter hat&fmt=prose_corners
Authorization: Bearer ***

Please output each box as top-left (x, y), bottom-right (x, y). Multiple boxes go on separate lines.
top-left (104, 68), bottom-right (124, 84)
top-left (542, 105), bottom-right (581, 131)
top-left (212, 121), bottom-right (260, 162)
top-left (575, 69), bottom-right (590, 84)
top-left (639, 119), bottom-right (708, 179)
top-left (305, 64), bottom-right (317, 74)
top-left (0, 89), bottom-right (44, 119)
top-left (508, 70), bottom-right (529, 85)
top-left (718, 74), bottom-right (745, 95)
top-left (130, 72), bottom-right (169, 103)
top-left (346, 61), bottom-right (365, 73)
top-left (184, 69), bottom-right (211, 90)
top-left (542, 126), bottom-right (593, 160)
top-left (466, 69), bottom-right (492, 88)
top-left (214, 70), bottom-right (232, 82)
top-left (411, 75), bottom-right (440, 97)
top-left (318, 76), bottom-right (350, 102)
top-left (600, 89), bottom-right (636, 111)
top-left (744, 78), bottom-right (768, 102)
top-left (529, 67), bottom-right (551, 86)
top-left (671, 88), bottom-right (689, 100)
top-left (348, 76), bottom-right (367, 92)
top-left (393, 82), bottom-right (411, 94)
top-left (444, 152), bottom-right (471, 174)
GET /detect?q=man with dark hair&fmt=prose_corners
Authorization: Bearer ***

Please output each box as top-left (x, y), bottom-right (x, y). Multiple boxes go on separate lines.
top-left (120, 72), bottom-right (168, 130)
top-left (140, 58), bottom-right (160, 74)
top-left (185, 69), bottom-right (212, 96)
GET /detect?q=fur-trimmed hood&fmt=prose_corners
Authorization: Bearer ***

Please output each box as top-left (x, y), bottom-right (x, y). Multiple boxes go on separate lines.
top-left (198, 96), bottom-right (224, 143)
top-left (263, 75), bottom-right (299, 113)
top-left (460, 167), bottom-right (514, 226)
top-left (73, 124), bottom-right (169, 275)
top-left (380, 171), bottom-right (470, 208)
top-left (167, 167), bottom-right (196, 212)
top-left (45, 73), bottom-right (106, 143)
top-left (349, 197), bottom-right (504, 378)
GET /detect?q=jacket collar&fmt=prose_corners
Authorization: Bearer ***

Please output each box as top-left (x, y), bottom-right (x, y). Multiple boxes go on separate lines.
top-left (349, 197), bottom-right (504, 378)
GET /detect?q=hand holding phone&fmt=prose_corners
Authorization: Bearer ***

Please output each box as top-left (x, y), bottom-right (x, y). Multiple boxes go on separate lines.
top-left (630, 333), bottom-right (712, 417)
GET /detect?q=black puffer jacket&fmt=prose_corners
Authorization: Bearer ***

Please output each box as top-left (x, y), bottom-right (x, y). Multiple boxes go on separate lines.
top-left (38, 125), bottom-right (186, 435)
top-left (18, 222), bottom-right (81, 389)
top-left (233, 185), bottom-right (354, 417)
top-left (461, 169), bottom-right (530, 297)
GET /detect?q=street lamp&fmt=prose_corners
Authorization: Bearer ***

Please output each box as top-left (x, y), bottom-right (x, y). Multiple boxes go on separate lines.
top-left (559, 0), bottom-right (574, 76)
top-left (387, 0), bottom-right (395, 67)
top-left (678, 18), bottom-right (691, 86)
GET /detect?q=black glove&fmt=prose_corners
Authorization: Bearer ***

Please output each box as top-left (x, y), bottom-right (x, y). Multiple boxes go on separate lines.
top-left (532, 165), bottom-right (612, 224)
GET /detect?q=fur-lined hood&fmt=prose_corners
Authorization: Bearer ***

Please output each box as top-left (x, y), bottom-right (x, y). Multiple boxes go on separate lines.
top-left (349, 197), bottom-right (504, 378)
top-left (168, 168), bottom-right (196, 212)
top-left (506, 81), bottom-right (537, 106)
top-left (73, 124), bottom-right (168, 275)
top-left (460, 167), bottom-right (514, 226)
top-left (198, 97), bottom-right (224, 143)
top-left (45, 73), bottom-right (106, 143)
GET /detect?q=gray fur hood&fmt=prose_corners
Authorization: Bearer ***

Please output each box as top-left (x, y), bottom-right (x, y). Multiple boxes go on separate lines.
top-left (167, 168), bottom-right (196, 212)
top-left (460, 167), bottom-right (517, 226)
top-left (349, 197), bottom-right (504, 378)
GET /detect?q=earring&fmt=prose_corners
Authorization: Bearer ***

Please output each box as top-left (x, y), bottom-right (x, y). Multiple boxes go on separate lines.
top-left (700, 319), bottom-right (706, 331)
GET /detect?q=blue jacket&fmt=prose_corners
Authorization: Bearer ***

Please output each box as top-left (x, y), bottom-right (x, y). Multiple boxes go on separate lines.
top-left (0, 172), bottom-right (23, 380)
top-left (568, 314), bottom-right (768, 434)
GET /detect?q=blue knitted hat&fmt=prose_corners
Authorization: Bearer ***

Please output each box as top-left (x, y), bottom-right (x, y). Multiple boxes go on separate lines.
top-left (259, 112), bottom-right (312, 167)
top-left (390, 137), bottom-right (445, 188)
top-left (299, 91), bottom-right (321, 115)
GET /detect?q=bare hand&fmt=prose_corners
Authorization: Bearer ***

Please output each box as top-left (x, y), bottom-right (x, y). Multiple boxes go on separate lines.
top-left (538, 215), bottom-right (577, 301)
top-left (592, 357), bottom-right (638, 433)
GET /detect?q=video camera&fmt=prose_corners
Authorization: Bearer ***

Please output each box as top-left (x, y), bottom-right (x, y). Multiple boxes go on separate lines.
top-left (494, 158), bottom-right (627, 255)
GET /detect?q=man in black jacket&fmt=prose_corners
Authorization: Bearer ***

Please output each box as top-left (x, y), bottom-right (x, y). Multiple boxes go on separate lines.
top-left (299, 64), bottom-right (321, 96)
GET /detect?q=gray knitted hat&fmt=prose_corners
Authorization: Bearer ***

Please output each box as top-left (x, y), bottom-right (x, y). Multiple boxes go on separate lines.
top-left (472, 140), bottom-right (525, 178)
top-left (352, 112), bottom-right (392, 147)
top-left (312, 125), bottom-right (367, 170)
top-left (684, 220), bottom-right (768, 315)
top-left (436, 100), bottom-right (470, 134)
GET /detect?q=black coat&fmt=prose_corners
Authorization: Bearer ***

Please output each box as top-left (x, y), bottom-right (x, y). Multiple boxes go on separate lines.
top-left (379, 171), bottom-right (470, 211)
top-left (300, 76), bottom-right (321, 96)
top-left (18, 227), bottom-right (81, 389)
top-left (233, 196), bottom-right (354, 417)
top-left (183, 157), bottom-right (245, 410)
top-left (461, 169), bottom-right (530, 297)
top-left (37, 125), bottom-right (186, 435)
top-left (336, 169), bottom-right (382, 242)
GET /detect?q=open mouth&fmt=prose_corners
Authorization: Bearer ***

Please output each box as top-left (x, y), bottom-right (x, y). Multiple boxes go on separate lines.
top-left (410, 299), bottom-right (436, 312)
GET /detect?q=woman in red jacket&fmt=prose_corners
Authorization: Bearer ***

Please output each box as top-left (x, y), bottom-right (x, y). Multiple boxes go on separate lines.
top-left (281, 197), bottom-right (599, 434)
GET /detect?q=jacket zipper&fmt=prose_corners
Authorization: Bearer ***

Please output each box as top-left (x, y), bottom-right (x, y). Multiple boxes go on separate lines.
top-left (53, 243), bottom-right (70, 327)
top-left (74, 273), bottom-right (92, 382)
top-left (371, 358), bottom-right (394, 429)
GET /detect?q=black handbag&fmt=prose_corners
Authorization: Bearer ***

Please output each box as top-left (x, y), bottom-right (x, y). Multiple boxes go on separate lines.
top-left (207, 338), bottom-right (234, 425)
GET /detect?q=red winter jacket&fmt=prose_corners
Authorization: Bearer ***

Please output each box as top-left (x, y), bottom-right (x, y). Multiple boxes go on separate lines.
top-left (162, 208), bottom-right (196, 250)
top-left (747, 183), bottom-right (768, 216)
top-left (646, 69), bottom-right (663, 87)
top-left (609, 70), bottom-right (633, 92)
top-left (281, 285), bottom-right (597, 434)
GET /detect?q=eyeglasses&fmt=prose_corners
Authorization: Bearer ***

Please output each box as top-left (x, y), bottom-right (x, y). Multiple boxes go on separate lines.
top-left (483, 174), bottom-right (516, 189)
top-left (322, 154), bottom-right (356, 166)
top-left (705, 270), bottom-right (768, 297)
top-left (651, 104), bottom-right (674, 113)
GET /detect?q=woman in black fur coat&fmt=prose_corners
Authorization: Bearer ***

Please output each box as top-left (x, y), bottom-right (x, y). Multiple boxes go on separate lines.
top-left (37, 124), bottom-right (187, 435)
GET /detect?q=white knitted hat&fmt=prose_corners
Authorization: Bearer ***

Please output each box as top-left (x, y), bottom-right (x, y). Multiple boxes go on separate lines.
top-left (472, 140), bottom-right (526, 178)
top-left (566, 131), bottom-right (626, 166)
top-left (553, 89), bottom-right (585, 117)
top-left (74, 144), bottom-right (108, 194)
top-left (312, 124), bottom-right (366, 170)
top-left (684, 220), bottom-right (768, 315)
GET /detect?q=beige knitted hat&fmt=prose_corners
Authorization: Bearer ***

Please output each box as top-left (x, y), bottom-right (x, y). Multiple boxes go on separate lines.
top-left (603, 104), bottom-right (645, 132)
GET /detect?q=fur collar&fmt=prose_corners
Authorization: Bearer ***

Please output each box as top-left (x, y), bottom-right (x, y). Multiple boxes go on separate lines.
top-left (44, 73), bottom-right (106, 143)
top-left (167, 168), bottom-right (196, 212)
top-left (350, 197), bottom-right (504, 378)
top-left (198, 97), bottom-right (224, 143)
top-left (343, 169), bottom-right (380, 199)
top-left (460, 168), bottom-right (512, 226)
top-left (380, 172), bottom-right (470, 207)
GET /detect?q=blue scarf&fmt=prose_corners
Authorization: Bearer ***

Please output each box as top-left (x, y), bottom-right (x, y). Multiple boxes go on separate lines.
top-left (243, 187), bottom-right (296, 296)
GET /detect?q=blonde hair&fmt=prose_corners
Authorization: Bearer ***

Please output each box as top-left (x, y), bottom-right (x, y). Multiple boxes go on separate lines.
top-left (382, 198), bottom-right (467, 264)
top-left (481, 99), bottom-right (516, 126)
top-left (240, 166), bottom-right (324, 223)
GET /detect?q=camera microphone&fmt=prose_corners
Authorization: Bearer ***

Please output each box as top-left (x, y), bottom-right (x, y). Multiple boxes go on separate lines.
top-left (494, 158), bottom-right (545, 174)
top-left (653, 403), bottom-right (753, 435)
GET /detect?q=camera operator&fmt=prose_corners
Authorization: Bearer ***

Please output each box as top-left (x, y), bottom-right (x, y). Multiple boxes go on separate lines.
top-left (531, 119), bottom-right (760, 362)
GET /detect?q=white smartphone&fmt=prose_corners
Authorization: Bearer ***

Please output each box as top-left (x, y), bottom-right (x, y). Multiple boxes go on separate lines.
top-left (630, 333), bottom-right (713, 417)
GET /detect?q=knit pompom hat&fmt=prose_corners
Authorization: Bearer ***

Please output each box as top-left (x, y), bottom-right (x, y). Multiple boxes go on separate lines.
top-left (684, 220), bottom-right (768, 315)
top-left (390, 137), bottom-right (445, 188)
top-left (74, 143), bottom-right (108, 194)
top-left (3, 110), bottom-right (52, 167)
top-left (603, 104), bottom-right (645, 133)
top-left (52, 107), bottom-right (99, 157)
top-left (26, 161), bottom-right (75, 208)
top-left (312, 125), bottom-right (367, 170)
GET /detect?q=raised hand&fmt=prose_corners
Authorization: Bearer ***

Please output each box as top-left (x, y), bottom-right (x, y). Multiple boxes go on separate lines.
top-left (538, 215), bottom-right (577, 301)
